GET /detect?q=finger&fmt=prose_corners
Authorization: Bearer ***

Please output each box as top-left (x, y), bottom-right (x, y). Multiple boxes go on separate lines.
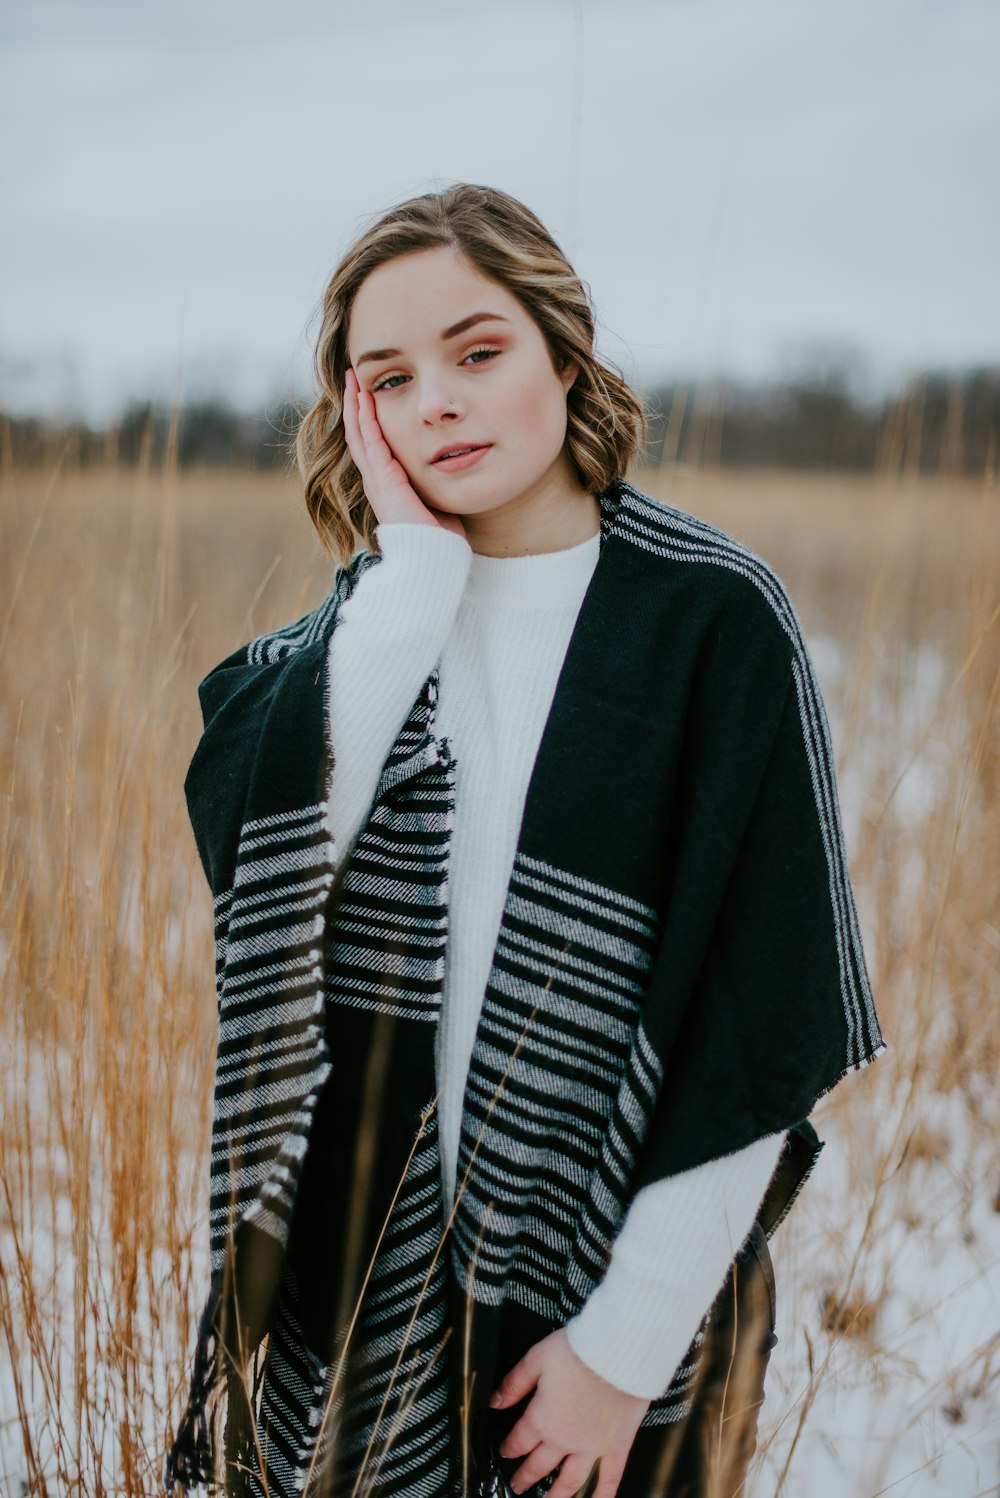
top-left (491, 1352), bottom-right (538, 1410)
top-left (341, 370), bottom-right (366, 475)
top-left (544, 1453), bottom-right (596, 1498)
top-left (593, 1453), bottom-right (628, 1498)
top-left (497, 1412), bottom-right (541, 1460)
top-left (508, 1441), bottom-right (565, 1495)
top-left (355, 385), bottom-right (397, 472)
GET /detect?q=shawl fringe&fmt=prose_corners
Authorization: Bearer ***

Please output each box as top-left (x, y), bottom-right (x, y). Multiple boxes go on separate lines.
top-left (164, 1281), bottom-right (225, 1492)
top-left (166, 1241), bottom-right (283, 1494)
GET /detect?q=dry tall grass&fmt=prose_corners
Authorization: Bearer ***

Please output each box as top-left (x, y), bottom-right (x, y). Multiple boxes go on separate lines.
top-left (0, 456), bottom-right (997, 1495)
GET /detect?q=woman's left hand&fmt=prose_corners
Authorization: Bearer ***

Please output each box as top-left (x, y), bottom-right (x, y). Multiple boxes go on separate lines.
top-left (490, 1327), bottom-right (651, 1497)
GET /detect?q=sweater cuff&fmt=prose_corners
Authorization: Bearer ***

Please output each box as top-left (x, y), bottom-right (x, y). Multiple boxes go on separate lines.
top-left (563, 1130), bottom-right (787, 1399)
top-left (367, 521), bottom-right (472, 637)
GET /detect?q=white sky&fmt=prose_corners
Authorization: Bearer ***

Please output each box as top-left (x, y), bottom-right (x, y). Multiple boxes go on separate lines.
top-left (1, 0), bottom-right (997, 421)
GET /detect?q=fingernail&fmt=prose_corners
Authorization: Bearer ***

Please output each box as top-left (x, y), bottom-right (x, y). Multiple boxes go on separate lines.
top-left (489, 1391), bottom-right (502, 1406)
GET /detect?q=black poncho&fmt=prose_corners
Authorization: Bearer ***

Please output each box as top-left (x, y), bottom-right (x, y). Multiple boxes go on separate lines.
top-left (166, 478), bottom-right (883, 1496)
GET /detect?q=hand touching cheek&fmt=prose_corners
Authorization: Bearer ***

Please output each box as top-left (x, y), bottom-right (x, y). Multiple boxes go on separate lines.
top-left (341, 368), bottom-right (466, 538)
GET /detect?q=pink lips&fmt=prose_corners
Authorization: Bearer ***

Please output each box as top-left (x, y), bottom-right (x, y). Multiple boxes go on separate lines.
top-left (432, 445), bottom-right (490, 472)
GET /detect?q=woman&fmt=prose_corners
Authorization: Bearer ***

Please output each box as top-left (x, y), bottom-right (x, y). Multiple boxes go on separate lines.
top-left (166, 183), bottom-right (883, 1498)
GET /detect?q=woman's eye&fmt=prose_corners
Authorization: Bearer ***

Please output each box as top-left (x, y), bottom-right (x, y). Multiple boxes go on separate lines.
top-left (370, 347), bottom-right (500, 394)
top-left (463, 345), bottom-right (501, 366)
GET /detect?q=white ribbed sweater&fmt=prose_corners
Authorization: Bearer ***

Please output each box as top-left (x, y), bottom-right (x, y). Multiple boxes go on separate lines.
top-left (323, 520), bottom-right (785, 1400)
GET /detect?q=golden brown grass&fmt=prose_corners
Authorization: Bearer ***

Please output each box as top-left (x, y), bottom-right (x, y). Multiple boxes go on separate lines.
top-left (0, 456), bottom-right (997, 1495)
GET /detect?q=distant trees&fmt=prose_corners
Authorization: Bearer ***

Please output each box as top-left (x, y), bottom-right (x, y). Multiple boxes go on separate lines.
top-left (0, 397), bottom-right (303, 473)
top-left (1, 367), bottom-right (997, 479)
top-left (640, 365), bottom-right (999, 479)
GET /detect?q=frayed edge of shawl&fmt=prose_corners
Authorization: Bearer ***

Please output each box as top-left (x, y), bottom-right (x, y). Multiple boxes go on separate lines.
top-left (164, 1280), bottom-right (225, 1493)
top-left (164, 1275), bottom-right (264, 1497)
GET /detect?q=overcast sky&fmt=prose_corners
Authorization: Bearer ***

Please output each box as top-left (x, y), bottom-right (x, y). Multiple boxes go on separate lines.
top-left (2, 0), bottom-right (997, 421)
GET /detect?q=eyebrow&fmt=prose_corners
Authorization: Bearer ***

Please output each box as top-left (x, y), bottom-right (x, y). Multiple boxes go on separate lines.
top-left (353, 311), bottom-right (511, 369)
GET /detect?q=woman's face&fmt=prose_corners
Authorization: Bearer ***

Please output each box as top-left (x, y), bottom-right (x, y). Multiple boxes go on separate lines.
top-left (345, 245), bottom-right (580, 520)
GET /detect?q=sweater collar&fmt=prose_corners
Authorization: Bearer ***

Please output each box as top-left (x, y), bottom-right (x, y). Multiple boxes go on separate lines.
top-left (466, 527), bottom-right (601, 611)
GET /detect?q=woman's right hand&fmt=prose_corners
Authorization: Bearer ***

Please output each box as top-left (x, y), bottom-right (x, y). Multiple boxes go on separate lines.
top-left (342, 367), bottom-right (467, 538)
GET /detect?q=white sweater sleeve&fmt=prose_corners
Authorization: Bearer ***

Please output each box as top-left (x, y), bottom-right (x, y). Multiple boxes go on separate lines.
top-left (323, 522), bottom-right (472, 861)
top-left (563, 1130), bottom-right (787, 1398)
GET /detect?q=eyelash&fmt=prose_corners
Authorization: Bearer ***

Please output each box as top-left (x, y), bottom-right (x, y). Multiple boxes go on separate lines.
top-left (371, 345), bottom-right (501, 394)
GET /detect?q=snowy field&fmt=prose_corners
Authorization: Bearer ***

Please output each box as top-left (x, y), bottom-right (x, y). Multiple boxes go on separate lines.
top-left (1, 467), bottom-right (997, 1495)
top-left (755, 1085), bottom-right (1000, 1496)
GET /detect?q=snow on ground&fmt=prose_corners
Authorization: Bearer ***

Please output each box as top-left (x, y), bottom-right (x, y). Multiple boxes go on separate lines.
top-left (4, 1040), bottom-right (997, 1495)
top-left (3, 627), bottom-right (996, 1495)
top-left (754, 1083), bottom-right (1000, 1496)
top-left (0, 1041), bottom-right (209, 1495)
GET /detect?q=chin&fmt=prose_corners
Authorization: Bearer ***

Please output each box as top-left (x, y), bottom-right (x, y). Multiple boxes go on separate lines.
top-left (420, 492), bottom-right (466, 515)
top-left (446, 494), bottom-right (516, 518)
top-left (422, 487), bottom-right (492, 516)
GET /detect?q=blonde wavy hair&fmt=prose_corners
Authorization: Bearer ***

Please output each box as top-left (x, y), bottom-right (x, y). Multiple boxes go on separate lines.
top-left (295, 182), bottom-right (649, 562)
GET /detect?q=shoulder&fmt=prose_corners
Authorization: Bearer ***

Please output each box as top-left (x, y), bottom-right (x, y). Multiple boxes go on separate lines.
top-left (244, 547), bottom-right (382, 667)
top-left (193, 546), bottom-right (383, 725)
top-left (610, 478), bottom-right (803, 666)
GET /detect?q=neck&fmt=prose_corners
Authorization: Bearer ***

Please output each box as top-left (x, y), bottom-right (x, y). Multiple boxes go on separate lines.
top-left (456, 457), bottom-right (600, 558)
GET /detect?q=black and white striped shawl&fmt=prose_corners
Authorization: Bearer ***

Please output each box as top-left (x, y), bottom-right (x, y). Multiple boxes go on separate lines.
top-left (165, 478), bottom-right (883, 1497)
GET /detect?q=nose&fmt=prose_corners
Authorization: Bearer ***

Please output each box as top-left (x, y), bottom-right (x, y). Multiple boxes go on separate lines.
top-left (417, 379), bottom-right (464, 425)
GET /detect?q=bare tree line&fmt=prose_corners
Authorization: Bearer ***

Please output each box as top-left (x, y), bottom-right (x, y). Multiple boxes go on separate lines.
top-left (2, 364), bottom-right (997, 479)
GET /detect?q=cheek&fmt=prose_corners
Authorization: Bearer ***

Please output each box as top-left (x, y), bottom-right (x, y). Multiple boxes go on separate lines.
top-left (372, 400), bottom-right (413, 462)
top-left (500, 374), bottom-right (568, 454)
